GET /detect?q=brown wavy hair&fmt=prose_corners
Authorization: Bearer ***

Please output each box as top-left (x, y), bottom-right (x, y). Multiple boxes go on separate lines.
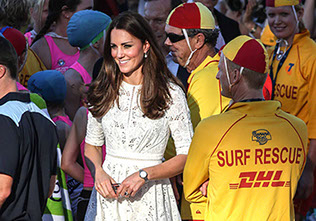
top-left (87, 11), bottom-right (183, 119)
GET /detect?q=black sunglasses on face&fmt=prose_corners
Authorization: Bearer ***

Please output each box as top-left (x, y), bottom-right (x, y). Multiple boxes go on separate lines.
top-left (166, 32), bottom-right (186, 43)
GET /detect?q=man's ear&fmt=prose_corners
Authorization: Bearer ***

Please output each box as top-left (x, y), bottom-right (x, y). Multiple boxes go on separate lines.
top-left (231, 68), bottom-right (242, 85)
top-left (0, 65), bottom-right (6, 79)
top-left (193, 33), bottom-right (206, 50)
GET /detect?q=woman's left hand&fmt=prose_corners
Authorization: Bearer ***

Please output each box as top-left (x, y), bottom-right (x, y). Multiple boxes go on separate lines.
top-left (117, 172), bottom-right (146, 198)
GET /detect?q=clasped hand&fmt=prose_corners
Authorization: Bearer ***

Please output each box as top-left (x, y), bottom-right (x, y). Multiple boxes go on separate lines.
top-left (95, 169), bottom-right (145, 199)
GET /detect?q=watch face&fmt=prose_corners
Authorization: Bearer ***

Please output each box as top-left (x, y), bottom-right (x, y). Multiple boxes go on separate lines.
top-left (140, 170), bottom-right (147, 178)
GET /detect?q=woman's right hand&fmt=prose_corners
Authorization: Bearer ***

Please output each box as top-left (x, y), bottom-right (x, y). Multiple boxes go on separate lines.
top-left (94, 168), bottom-right (118, 199)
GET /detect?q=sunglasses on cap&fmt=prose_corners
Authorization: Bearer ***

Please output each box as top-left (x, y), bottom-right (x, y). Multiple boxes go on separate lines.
top-left (166, 32), bottom-right (185, 43)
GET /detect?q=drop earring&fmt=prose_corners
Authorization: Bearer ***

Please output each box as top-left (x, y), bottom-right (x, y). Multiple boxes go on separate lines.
top-left (144, 52), bottom-right (148, 58)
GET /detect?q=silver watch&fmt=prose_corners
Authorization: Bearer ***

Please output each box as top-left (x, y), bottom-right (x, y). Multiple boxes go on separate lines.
top-left (139, 169), bottom-right (148, 182)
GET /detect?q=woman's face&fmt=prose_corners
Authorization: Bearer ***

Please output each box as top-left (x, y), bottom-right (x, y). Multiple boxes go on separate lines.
top-left (266, 6), bottom-right (299, 42)
top-left (110, 28), bottom-right (149, 77)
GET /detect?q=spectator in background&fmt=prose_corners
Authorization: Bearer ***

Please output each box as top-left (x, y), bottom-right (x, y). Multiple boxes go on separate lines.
top-left (266, 0), bottom-right (316, 219)
top-left (0, 26), bottom-right (49, 111)
top-left (31, 0), bottom-right (93, 73)
top-left (0, 36), bottom-right (58, 221)
top-left (64, 10), bottom-right (111, 120)
top-left (224, 0), bottom-right (263, 39)
top-left (27, 70), bottom-right (76, 220)
top-left (194, 0), bottom-right (241, 49)
top-left (28, 70), bottom-right (70, 150)
top-left (0, 0), bottom-right (47, 88)
top-left (0, 27), bottom-right (28, 77)
top-left (303, 0), bottom-right (316, 40)
top-left (0, 0), bottom-right (31, 30)
top-left (25, 0), bottom-right (49, 46)
top-left (143, 0), bottom-right (190, 88)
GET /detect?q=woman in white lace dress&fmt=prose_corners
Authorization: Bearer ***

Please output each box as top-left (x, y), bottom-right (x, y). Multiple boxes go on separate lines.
top-left (84, 11), bottom-right (193, 220)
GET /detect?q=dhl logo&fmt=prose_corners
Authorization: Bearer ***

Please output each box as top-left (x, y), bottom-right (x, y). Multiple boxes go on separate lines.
top-left (229, 170), bottom-right (290, 189)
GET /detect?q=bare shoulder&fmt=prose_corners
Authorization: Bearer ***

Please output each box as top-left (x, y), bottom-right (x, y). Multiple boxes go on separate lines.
top-left (64, 69), bottom-right (82, 85)
top-left (31, 37), bottom-right (51, 69)
top-left (55, 120), bottom-right (71, 132)
top-left (73, 107), bottom-right (88, 137)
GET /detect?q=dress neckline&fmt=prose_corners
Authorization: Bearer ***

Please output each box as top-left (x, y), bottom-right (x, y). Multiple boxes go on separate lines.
top-left (121, 80), bottom-right (142, 88)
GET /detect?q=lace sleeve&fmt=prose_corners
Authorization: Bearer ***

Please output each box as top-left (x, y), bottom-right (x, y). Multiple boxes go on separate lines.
top-left (85, 111), bottom-right (105, 146)
top-left (167, 83), bottom-right (193, 155)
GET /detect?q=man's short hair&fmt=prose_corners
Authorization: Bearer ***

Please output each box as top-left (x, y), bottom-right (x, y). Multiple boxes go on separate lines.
top-left (187, 28), bottom-right (219, 48)
top-left (227, 58), bottom-right (267, 90)
top-left (0, 0), bottom-right (31, 29)
top-left (0, 37), bottom-right (18, 79)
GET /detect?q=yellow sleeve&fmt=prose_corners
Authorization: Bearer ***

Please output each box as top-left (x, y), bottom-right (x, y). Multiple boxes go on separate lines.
top-left (187, 66), bottom-right (227, 129)
top-left (304, 55), bottom-right (316, 139)
top-left (183, 119), bottom-right (213, 203)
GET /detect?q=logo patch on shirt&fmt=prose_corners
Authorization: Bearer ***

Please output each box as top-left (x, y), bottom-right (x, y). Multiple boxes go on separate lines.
top-left (229, 170), bottom-right (290, 189)
top-left (286, 63), bottom-right (294, 75)
top-left (252, 129), bottom-right (271, 145)
top-left (196, 210), bottom-right (201, 214)
top-left (58, 59), bottom-right (65, 67)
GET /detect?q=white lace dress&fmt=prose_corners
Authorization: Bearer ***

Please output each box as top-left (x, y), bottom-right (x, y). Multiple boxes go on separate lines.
top-left (84, 81), bottom-right (193, 221)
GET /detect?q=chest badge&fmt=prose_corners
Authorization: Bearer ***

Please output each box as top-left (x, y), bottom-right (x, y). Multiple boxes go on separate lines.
top-left (58, 59), bottom-right (65, 67)
top-left (286, 63), bottom-right (294, 75)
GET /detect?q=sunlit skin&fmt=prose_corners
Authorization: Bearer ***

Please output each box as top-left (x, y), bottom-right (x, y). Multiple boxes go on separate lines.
top-left (144, 0), bottom-right (170, 56)
top-left (164, 24), bottom-right (191, 67)
top-left (110, 28), bottom-right (150, 84)
top-left (266, 6), bottom-right (303, 45)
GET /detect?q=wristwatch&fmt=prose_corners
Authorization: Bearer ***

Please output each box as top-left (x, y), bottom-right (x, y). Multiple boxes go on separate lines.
top-left (139, 169), bottom-right (148, 182)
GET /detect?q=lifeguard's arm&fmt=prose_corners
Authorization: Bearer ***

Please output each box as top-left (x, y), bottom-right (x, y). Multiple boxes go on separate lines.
top-left (183, 120), bottom-right (212, 203)
top-left (61, 107), bottom-right (87, 183)
top-left (64, 69), bottom-right (84, 121)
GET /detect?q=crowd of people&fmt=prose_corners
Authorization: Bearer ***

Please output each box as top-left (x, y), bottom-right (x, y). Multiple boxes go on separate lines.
top-left (0, 0), bottom-right (315, 220)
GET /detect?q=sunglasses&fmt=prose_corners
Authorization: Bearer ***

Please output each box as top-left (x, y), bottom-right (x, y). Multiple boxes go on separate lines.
top-left (166, 32), bottom-right (186, 43)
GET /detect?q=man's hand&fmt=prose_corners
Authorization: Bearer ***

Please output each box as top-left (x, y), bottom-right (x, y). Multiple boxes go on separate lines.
top-left (200, 180), bottom-right (209, 197)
